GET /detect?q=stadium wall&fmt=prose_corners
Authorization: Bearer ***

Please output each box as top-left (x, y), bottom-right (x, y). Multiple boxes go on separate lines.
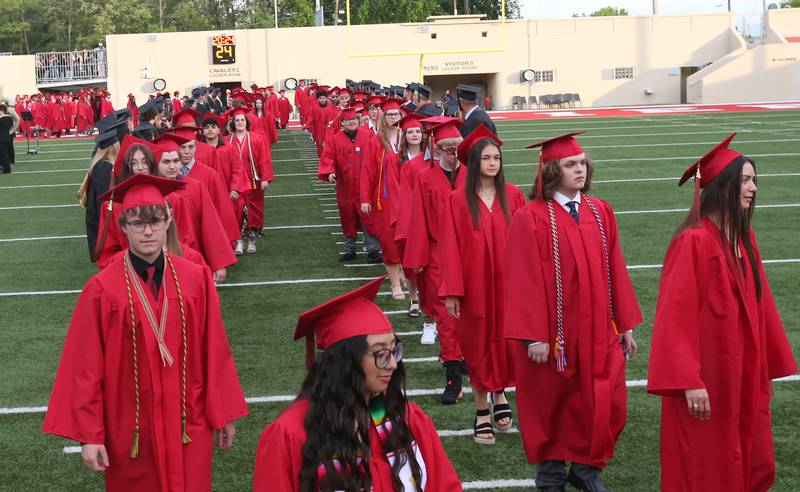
top-left (104, 11), bottom-right (796, 110)
top-left (0, 55), bottom-right (37, 101)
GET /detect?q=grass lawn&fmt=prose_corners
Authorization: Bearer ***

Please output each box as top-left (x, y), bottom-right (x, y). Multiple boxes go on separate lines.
top-left (0, 110), bottom-right (798, 490)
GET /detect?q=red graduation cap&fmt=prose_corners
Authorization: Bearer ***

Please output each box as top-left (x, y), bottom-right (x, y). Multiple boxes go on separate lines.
top-left (421, 116), bottom-right (463, 141)
top-left (99, 173), bottom-right (185, 211)
top-left (366, 95), bottom-right (384, 107)
top-left (352, 102), bottom-right (366, 113)
top-left (330, 86), bottom-right (341, 95)
top-left (172, 108), bottom-right (201, 127)
top-left (679, 133), bottom-right (742, 225)
top-left (338, 88), bottom-right (351, 96)
top-left (152, 133), bottom-right (190, 161)
top-left (172, 126), bottom-right (201, 141)
top-left (340, 108), bottom-right (358, 120)
top-left (228, 106), bottom-right (251, 120)
top-left (113, 136), bottom-right (153, 177)
top-left (679, 133), bottom-right (741, 189)
top-left (380, 98), bottom-right (404, 113)
top-left (249, 83), bottom-right (259, 90)
top-left (202, 112), bottom-right (227, 128)
top-left (457, 124), bottom-right (503, 164)
top-left (294, 276), bottom-right (392, 368)
top-left (399, 113), bottom-right (425, 130)
top-left (526, 131), bottom-right (586, 199)
top-left (353, 92), bottom-right (367, 102)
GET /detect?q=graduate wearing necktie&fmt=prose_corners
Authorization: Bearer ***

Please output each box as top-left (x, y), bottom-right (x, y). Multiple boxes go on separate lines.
top-left (504, 132), bottom-right (642, 492)
top-left (43, 174), bottom-right (248, 491)
top-left (647, 134), bottom-right (797, 491)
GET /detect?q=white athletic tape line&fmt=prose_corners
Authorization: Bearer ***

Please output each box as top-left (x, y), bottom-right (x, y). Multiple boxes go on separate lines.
top-left (462, 479), bottom-right (537, 489)
top-left (0, 183), bottom-right (81, 190)
top-left (501, 138), bottom-right (800, 153)
top-left (503, 152), bottom-right (800, 167)
top-left (404, 357), bottom-right (440, 363)
top-left (0, 235), bottom-right (84, 243)
top-left (502, 128), bottom-right (798, 143)
top-left (0, 193), bottom-right (337, 209)
top-left (11, 374), bottom-right (800, 417)
top-left (3, 260), bottom-right (799, 297)
top-left (0, 225), bottom-right (340, 242)
top-left (7, 169), bottom-right (85, 174)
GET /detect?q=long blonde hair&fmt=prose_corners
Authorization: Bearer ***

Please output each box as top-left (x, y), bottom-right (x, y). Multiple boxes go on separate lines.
top-left (78, 142), bottom-right (121, 207)
top-left (378, 114), bottom-right (401, 152)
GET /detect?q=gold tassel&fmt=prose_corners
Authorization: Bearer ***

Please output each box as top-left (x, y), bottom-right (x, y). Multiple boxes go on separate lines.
top-left (611, 318), bottom-right (620, 336)
top-left (130, 430), bottom-right (140, 458)
top-left (182, 416), bottom-right (192, 444)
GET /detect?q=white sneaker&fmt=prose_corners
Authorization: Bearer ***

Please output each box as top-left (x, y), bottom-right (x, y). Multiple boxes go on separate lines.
top-left (246, 239), bottom-right (257, 254)
top-left (420, 322), bottom-right (438, 345)
top-left (234, 240), bottom-right (244, 256)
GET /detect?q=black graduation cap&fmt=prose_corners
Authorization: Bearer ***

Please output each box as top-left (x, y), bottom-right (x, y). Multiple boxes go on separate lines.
top-left (407, 82), bottom-right (419, 92)
top-left (416, 104), bottom-right (442, 117)
top-left (153, 96), bottom-right (165, 113)
top-left (137, 100), bottom-right (157, 115)
top-left (417, 84), bottom-right (432, 99)
top-left (191, 87), bottom-right (207, 98)
top-left (95, 113), bottom-right (126, 133)
top-left (114, 108), bottom-right (131, 124)
top-left (456, 84), bottom-right (479, 102)
top-left (95, 130), bottom-right (119, 150)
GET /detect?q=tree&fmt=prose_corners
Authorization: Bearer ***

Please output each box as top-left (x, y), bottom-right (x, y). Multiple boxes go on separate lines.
top-left (780, 0), bottom-right (800, 7)
top-left (589, 6), bottom-right (629, 16)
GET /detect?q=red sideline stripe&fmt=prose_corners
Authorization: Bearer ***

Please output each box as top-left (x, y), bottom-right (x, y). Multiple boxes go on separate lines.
top-left (487, 102), bottom-right (800, 120)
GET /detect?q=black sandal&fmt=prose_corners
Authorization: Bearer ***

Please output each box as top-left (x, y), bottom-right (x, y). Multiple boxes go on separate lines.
top-left (474, 408), bottom-right (496, 445)
top-left (491, 392), bottom-right (514, 431)
top-left (408, 300), bottom-right (421, 317)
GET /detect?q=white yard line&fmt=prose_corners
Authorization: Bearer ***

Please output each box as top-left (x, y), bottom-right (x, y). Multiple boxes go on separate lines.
top-left (503, 152), bottom-right (800, 167)
top-left (3, 259), bottom-right (798, 297)
top-left (10, 374), bottom-right (800, 416)
top-left (502, 128), bottom-right (798, 142)
top-left (501, 138), bottom-right (800, 153)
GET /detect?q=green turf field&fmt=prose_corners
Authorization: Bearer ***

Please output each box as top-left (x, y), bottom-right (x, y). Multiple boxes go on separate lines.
top-left (1, 110), bottom-right (799, 490)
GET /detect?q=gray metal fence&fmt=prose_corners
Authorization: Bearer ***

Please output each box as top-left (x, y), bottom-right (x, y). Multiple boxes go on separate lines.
top-left (35, 49), bottom-right (107, 84)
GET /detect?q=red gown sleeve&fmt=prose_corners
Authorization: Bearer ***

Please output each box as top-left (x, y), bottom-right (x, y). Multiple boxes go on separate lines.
top-left (196, 183), bottom-right (237, 271)
top-left (359, 138), bottom-right (378, 205)
top-left (252, 418), bottom-right (304, 492)
top-left (503, 207), bottom-right (550, 343)
top-left (438, 191), bottom-right (465, 298)
top-left (257, 135), bottom-right (274, 183)
top-left (318, 134), bottom-right (336, 181)
top-left (647, 230), bottom-right (708, 396)
top-left (42, 278), bottom-right (106, 444)
top-left (751, 231), bottom-right (798, 379)
top-left (403, 179), bottom-right (432, 270)
top-left (198, 267), bottom-right (248, 428)
top-left (406, 403), bottom-right (462, 491)
top-left (598, 199), bottom-right (642, 331)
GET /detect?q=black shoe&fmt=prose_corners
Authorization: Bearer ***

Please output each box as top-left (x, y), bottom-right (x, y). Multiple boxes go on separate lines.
top-left (441, 361), bottom-right (463, 405)
top-left (567, 468), bottom-right (609, 492)
top-left (458, 360), bottom-right (469, 375)
top-left (537, 487), bottom-right (566, 492)
top-left (366, 252), bottom-right (383, 264)
top-left (339, 252), bottom-right (357, 262)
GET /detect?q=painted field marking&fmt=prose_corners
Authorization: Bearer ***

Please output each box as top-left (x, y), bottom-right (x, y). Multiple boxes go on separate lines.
top-left (9, 373), bottom-right (800, 416)
top-left (2, 259), bottom-right (798, 297)
top-left (501, 137), bottom-right (800, 153)
top-left (501, 128), bottom-right (799, 143)
top-left (502, 152), bottom-right (800, 167)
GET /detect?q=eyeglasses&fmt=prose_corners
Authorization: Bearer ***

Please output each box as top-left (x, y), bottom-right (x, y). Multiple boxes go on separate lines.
top-left (368, 342), bottom-right (404, 369)
top-left (384, 112), bottom-right (402, 118)
top-left (125, 218), bottom-right (167, 233)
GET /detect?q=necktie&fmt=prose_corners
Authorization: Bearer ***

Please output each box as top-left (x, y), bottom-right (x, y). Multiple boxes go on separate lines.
top-left (145, 266), bottom-right (159, 299)
top-left (181, 164), bottom-right (190, 177)
top-left (566, 201), bottom-right (580, 224)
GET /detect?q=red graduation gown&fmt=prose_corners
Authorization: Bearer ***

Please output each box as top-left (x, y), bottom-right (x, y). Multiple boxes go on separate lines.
top-left (278, 97), bottom-right (292, 126)
top-left (404, 164), bottom-right (466, 361)
top-left (439, 184), bottom-right (527, 392)
top-left (43, 253), bottom-right (248, 491)
top-left (170, 177), bottom-right (237, 271)
top-left (360, 135), bottom-right (402, 264)
top-left (228, 131), bottom-right (274, 232)
top-left (394, 153), bottom-right (428, 245)
top-left (101, 98), bottom-right (115, 118)
top-left (318, 127), bottom-right (373, 238)
top-left (647, 219), bottom-right (797, 492)
top-left (186, 161), bottom-right (240, 242)
top-left (252, 399), bottom-right (462, 492)
top-left (504, 196), bottom-right (642, 467)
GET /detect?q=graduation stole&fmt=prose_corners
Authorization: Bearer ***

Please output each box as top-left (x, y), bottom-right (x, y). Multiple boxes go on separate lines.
top-left (123, 253), bottom-right (174, 367)
top-left (232, 131), bottom-right (260, 189)
top-left (122, 252), bottom-right (192, 458)
top-left (314, 397), bottom-right (427, 491)
top-left (546, 195), bottom-right (618, 374)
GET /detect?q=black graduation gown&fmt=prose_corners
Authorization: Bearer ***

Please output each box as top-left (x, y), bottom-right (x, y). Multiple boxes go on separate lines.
top-left (85, 160), bottom-right (113, 261)
top-left (460, 107), bottom-right (497, 137)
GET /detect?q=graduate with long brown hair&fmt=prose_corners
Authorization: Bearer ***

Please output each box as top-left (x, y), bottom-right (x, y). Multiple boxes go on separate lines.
top-left (440, 124), bottom-right (526, 445)
top-left (647, 134), bottom-right (797, 492)
top-left (504, 132), bottom-right (641, 491)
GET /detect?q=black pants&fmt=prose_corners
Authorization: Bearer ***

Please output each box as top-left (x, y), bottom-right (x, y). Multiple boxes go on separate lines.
top-left (536, 460), bottom-right (601, 487)
top-left (0, 142), bottom-right (12, 173)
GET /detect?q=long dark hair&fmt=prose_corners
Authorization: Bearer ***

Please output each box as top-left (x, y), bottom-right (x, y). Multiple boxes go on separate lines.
top-left (119, 144), bottom-right (157, 181)
top-left (675, 156), bottom-right (761, 297)
top-left (465, 139), bottom-right (510, 229)
top-left (298, 335), bottom-right (423, 492)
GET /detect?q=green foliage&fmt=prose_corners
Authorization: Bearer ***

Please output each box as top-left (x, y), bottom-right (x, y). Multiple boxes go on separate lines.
top-left (780, 0), bottom-right (800, 7)
top-left (574, 6), bottom-right (630, 17)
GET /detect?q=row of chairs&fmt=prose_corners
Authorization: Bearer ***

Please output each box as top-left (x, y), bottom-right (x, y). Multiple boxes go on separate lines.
top-left (511, 93), bottom-right (581, 110)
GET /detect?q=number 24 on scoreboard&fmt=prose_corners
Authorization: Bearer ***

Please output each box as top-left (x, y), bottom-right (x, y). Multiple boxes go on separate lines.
top-left (211, 35), bottom-right (236, 65)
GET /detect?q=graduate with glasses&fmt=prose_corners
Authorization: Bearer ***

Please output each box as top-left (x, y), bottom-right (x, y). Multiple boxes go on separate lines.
top-left (253, 276), bottom-right (462, 492)
top-left (647, 134), bottom-right (797, 492)
top-left (43, 174), bottom-right (248, 491)
top-left (504, 132), bottom-right (642, 491)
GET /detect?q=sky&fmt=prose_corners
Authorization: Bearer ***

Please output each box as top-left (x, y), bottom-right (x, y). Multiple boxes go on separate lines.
top-left (517, 0), bottom-right (777, 36)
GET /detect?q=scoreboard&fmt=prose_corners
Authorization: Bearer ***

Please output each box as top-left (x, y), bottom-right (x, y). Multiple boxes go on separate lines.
top-left (211, 35), bottom-right (236, 65)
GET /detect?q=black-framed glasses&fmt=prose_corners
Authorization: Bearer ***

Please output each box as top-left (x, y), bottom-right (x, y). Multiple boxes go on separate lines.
top-left (368, 342), bottom-right (404, 369)
top-left (125, 218), bottom-right (168, 233)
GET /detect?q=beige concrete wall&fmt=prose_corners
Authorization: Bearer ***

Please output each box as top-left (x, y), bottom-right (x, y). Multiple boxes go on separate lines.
top-left (0, 55), bottom-right (38, 102)
top-left (106, 12), bottom-right (748, 110)
top-left (687, 43), bottom-right (800, 104)
top-left (768, 8), bottom-right (800, 40)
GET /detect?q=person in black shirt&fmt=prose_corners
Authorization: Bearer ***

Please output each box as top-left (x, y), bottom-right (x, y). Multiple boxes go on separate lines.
top-left (0, 104), bottom-right (15, 174)
top-left (456, 84), bottom-right (496, 137)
